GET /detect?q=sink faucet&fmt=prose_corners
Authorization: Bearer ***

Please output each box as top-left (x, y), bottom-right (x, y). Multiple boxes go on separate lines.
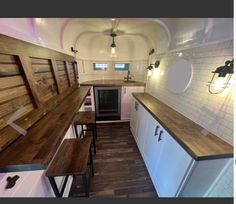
top-left (124, 70), bottom-right (132, 81)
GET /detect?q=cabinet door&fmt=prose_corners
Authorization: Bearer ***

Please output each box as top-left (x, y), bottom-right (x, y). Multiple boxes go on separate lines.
top-left (142, 113), bottom-right (163, 179)
top-left (136, 104), bottom-right (148, 154)
top-left (121, 86), bottom-right (133, 120)
top-left (121, 86), bottom-right (145, 120)
top-left (130, 98), bottom-right (139, 138)
top-left (153, 131), bottom-right (193, 197)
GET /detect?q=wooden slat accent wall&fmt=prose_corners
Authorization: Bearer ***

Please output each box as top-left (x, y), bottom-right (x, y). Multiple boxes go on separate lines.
top-left (67, 62), bottom-right (77, 86)
top-left (0, 34), bottom-right (77, 152)
top-left (56, 60), bottom-right (70, 93)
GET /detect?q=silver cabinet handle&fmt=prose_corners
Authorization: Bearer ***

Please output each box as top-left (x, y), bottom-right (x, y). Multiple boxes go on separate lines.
top-left (124, 87), bottom-right (126, 94)
top-left (158, 130), bottom-right (164, 141)
top-left (154, 125), bottom-right (159, 136)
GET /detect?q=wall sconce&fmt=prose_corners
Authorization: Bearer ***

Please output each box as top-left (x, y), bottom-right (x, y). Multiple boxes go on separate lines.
top-left (71, 47), bottom-right (78, 54)
top-left (208, 60), bottom-right (234, 94)
top-left (147, 60), bottom-right (160, 77)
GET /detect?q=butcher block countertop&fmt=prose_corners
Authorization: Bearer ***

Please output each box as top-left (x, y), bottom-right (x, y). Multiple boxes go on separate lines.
top-left (133, 93), bottom-right (233, 161)
top-left (0, 87), bottom-right (90, 172)
top-left (80, 79), bottom-right (145, 87)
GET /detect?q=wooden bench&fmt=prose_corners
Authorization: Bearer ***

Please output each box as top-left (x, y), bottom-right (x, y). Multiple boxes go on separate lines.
top-left (45, 138), bottom-right (94, 197)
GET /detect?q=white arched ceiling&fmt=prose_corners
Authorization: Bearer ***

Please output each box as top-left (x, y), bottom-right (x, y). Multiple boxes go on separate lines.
top-left (61, 18), bottom-right (170, 60)
top-left (0, 18), bottom-right (38, 44)
top-left (0, 18), bottom-right (233, 58)
top-left (76, 33), bottom-right (149, 60)
top-left (33, 18), bottom-right (68, 53)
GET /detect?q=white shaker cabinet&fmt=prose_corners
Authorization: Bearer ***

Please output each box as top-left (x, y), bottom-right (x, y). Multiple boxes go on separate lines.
top-left (152, 130), bottom-right (193, 197)
top-left (121, 86), bottom-right (144, 120)
top-left (135, 103), bottom-right (149, 154)
top-left (130, 95), bottom-right (231, 197)
top-left (130, 98), bottom-right (139, 139)
top-left (142, 113), bottom-right (193, 197)
top-left (142, 113), bottom-right (163, 179)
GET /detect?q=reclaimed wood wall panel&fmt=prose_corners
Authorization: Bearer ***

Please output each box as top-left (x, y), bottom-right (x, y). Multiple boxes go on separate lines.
top-left (56, 60), bottom-right (70, 92)
top-left (0, 76), bottom-right (25, 90)
top-left (67, 62), bottom-right (77, 85)
top-left (0, 34), bottom-right (78, 152)
top-left (0, 95), bottom-right (32, 117)
top-left (0, 54), bottom-right (35, 131)
top-left (30, 57), bottom-right (58, 104)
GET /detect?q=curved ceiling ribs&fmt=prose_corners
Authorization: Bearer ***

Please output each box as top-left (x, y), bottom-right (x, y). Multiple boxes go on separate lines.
top-left (30, 18), bottom-right (43, 44)
top-left (149, 18), bottom-right (171, 49)
top-left (59, 18), bottom-right (172, 52)
top-left (72, 31), bottom-right (156, 51)
top-left (60, 18), bottom-right (75, 49)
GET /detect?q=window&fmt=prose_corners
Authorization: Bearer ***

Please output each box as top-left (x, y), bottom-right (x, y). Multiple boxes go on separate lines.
top-left (93, 63), bottom-right (108, 71)
top-left (114, 63), bottom-right (129, 71)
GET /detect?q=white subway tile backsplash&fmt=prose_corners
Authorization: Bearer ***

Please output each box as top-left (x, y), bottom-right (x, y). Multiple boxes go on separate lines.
top-left (146, 40), bottom-right (233, 197)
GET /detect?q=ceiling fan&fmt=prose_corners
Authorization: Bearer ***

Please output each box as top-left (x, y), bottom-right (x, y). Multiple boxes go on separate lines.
top-left (101, 19), bottom-right (126, 57)
top-left (101, 19), bottom-right (126, 37)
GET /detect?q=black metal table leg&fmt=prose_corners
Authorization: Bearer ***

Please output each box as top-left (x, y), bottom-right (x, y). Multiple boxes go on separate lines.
top-left (95, 122), bottom-right (98, 140)
top-left (74, 124), bottom-right (79, 139)
top-left (48, 176), bottom-right (69, 197)
top-left (89, 146), bottom-right (94, 176)
top-left (92, 124), bottom-right (96, 154)
top-left (48, 177), bottom-right (61, 197)
top-left (82, 174), bottom-right (89, 197)
top-left (60, 176), bottom-right (69, 196)
top-left (81, 125), bottom-right (85, 138)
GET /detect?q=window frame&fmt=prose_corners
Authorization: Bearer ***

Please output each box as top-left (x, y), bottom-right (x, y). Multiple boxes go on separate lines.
top-left (114, 63), bottom-right (130, 71)
top-left (93, 63), bottom-right (108, 71)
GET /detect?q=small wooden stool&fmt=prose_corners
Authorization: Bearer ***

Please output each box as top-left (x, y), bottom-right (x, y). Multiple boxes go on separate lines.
top-left (74, 111), bottom-right (97, 154)
top-left (46, 138), bottom-right (94, 197)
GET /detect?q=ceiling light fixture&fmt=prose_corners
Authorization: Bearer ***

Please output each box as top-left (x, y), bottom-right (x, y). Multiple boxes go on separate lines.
top-left (207, 60), bottom-right (234, 94)
top-left (110, 33), bottom-right (117, 57)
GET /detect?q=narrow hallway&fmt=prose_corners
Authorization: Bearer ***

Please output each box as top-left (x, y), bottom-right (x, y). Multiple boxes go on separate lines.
top-left (69, 122), bottom-right (157, 198)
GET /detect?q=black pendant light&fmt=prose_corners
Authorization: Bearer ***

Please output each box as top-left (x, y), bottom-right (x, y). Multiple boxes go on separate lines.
top-left (110, 33), bottom-right (117, 55)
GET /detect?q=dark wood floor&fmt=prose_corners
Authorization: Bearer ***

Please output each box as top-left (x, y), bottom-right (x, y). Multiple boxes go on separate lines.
top-left (69, 122), bottom-right (158, 198)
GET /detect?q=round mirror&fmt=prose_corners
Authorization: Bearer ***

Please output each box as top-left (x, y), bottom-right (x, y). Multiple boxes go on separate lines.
top-left (166, 59), bottom-right (193, 94)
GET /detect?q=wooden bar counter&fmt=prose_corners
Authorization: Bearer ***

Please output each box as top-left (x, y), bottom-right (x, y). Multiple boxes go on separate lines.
top-left (0, 87), bottom-right (90, 172)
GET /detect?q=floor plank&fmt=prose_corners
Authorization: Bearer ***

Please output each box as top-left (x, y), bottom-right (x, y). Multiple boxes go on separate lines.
top-left (69, 122), bottom-right (158, 198)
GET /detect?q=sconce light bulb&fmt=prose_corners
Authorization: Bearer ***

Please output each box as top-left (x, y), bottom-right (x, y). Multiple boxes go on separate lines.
top-left (178, 52), bottom-right (183, 57)
top-left (147, 70), bottom-right (153, 77)
top-left (153, 68), bottom-right (159, 78)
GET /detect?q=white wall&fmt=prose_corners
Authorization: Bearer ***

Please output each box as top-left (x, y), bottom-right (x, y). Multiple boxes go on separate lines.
top-left (146, 39), bottom-right (233, 197)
